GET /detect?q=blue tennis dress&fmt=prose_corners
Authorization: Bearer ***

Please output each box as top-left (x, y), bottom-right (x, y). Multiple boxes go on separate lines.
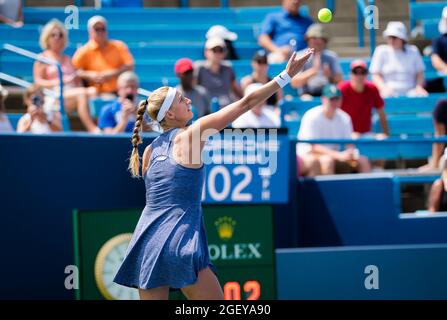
top-left (114, 128), bottom-right (215, 289)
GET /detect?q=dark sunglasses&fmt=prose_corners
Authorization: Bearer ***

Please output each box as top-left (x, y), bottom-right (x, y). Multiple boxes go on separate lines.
top-left (211, 46), bottom-right (225, 53)
top-left (255, 59), bottom-right (268, 65)
top-left (94, 27), bottom-right (106, 32)
top-left (50, 32), bottom-right (64, 39)
top-left (352, 69), bottom-right (368, 75)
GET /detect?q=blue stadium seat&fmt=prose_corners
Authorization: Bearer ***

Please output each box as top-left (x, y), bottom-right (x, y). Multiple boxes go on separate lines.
top-left (409, 1), bottom-right (447, 32)
top-left (373, 114), bottom-right (433, 136)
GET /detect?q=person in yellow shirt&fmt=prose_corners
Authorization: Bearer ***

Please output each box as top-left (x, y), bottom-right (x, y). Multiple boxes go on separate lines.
top-left (72, 16), bottom-right (135, 95)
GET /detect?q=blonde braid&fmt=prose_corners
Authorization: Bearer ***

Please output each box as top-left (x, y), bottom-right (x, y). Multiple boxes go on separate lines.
top-left (129, 99), bottom-right (148, 178)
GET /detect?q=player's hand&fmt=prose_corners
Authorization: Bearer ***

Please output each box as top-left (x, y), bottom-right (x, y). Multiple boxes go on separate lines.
top-left (285, 48), bottom-right (314, 78)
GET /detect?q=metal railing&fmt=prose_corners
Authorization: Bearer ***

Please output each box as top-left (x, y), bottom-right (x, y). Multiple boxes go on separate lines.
top-left (0, 43), bottom-right (65, 115)
top-left (356, 0), bottom-right (376, 56)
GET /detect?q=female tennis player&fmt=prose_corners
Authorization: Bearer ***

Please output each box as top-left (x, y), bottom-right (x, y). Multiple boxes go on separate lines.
top-left (113, 48), bottom-right (314, 300)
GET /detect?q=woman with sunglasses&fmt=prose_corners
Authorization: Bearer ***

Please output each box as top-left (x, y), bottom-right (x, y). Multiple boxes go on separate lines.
top-left (195, 37), bottom-right (243, 109)
top-left (113, 48), bottom-right (314, 300)
top-left (369, 21), bottom-right (428, 98)
top-left (33, 19), bottom-right (99, 132)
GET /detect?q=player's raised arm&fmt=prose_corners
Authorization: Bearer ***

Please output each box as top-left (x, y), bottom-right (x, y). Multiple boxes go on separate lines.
top-left (187, 48), bottom-right (314, 137)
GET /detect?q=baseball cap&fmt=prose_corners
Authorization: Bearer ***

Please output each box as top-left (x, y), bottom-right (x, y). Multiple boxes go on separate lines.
top-left (350, 59), bottom-right (367, 71)
top-left (206, 25), bottom-right (238, 41)
top-left (174, 58), bottom-right (194, 74)
top-left (87, 15), bottom-right (107, 30)
top-left (305, 23), bottom-right (329, 40)
top-left (322, 84), bottom-right (341, 98)
top-left (205, 37), bottom-right (226, 50)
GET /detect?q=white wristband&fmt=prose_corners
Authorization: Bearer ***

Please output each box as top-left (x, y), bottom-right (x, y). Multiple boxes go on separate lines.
top-left (274, 70), bottom-right (291, 88)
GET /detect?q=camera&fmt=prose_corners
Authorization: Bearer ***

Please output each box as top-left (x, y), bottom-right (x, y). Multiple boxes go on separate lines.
top-left (31, 95), bottom-right (43, 108)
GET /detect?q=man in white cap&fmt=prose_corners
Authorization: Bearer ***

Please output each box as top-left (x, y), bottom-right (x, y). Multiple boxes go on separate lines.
top-left (194, 37), bottom-right (243, 109)
top-left (291, 23), bottom-right (342, 98)
top-left (206, 25), bottom-right (239, 60)
top-left (369, 21), bottom-right (427, 97)
top-left (72, 15), bottom-right (134, 95)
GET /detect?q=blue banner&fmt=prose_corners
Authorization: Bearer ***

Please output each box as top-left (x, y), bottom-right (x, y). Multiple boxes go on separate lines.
top-left (201, 129), bottom-right (289, 204)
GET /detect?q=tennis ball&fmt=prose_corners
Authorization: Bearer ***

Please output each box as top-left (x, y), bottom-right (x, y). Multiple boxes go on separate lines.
top-left (318, 8), bottom-right (332, 23)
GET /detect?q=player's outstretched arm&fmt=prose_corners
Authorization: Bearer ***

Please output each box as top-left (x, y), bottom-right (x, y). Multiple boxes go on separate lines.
top-left (187, 48), bottom-right (314, 137)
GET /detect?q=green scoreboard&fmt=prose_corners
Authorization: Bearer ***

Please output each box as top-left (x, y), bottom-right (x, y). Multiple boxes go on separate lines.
top-left (73, 205), bottom-right (276, 300)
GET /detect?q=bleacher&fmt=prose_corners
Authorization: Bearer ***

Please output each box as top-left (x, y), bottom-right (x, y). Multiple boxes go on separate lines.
top-left (0, 3), bottom-right (444, 163)
top-left (409, 1), bottom-right (447, 39)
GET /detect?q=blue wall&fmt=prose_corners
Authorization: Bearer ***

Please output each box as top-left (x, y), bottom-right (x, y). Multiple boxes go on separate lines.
top-left (2, 133), bottom-right (446, 299)
top-left (276, 244), bottom-right (447, 299)
top-left (296, 174), bottom-right (447, 247)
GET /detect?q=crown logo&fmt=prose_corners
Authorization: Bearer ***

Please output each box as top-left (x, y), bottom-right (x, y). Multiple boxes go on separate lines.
top-left (215, 216), bottom-right (236, 241)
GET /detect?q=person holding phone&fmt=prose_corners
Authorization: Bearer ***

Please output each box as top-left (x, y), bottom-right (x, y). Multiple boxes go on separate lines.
top-left (17, 85), bottom-right (62, 133)
top-left (98, 71), bottom-right (142, 133)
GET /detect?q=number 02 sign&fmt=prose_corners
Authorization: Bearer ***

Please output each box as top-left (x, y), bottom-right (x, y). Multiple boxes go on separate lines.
top-left (202, 130), bottom-right (289, 204)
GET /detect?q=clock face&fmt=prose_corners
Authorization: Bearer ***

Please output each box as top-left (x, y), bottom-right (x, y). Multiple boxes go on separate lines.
top-left (94, 233), bottom-right (139, 300)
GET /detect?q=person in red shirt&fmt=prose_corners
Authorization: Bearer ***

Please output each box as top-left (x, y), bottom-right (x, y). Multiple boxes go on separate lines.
top-left (339, 60), bottom-right (389, 139)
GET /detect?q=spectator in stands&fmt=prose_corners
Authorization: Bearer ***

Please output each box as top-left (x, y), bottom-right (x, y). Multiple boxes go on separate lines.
top-left (428, 149), bottom-right (447, 212)
top-left (17, 85), bottom-right (62, 134)
top-left (370, 21), bottom-right (428, 98)
top-left (98, 71), bottom-right (142, 133)
top-left (0, 85), bottom-right (13, 132)
top-left (291, 24), bottom-right (343, 98)
top-left (258, 0), bottom-right (313, 63)
top-left (33, 19), bottom-right (99, 133)
top-left (206, 25), bottom-right (239, 60)
top-left (0, 0), bottom-right (23, 28)
top-left (195, 37), bottom-right (243, 108)
top-left (232, 83), bottom-right (280, 128)
top-left (72, 16), bottom-right (134, 96)
top-left (174, 58), bottom-right (211, 118)
top-left (240, 50), bottom-right (282, 109)
top-left (427, 7), bottom-right (447, 92)
top-left (420, 99), bottom-right (447, 172)
top-left (297, 84), bottom-right (371, 175)
top-left (339, 59), bottom-right (389, 138)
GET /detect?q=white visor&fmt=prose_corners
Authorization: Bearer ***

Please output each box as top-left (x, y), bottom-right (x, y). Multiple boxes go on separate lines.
top-left (156, 87), bottom-right (177, 122)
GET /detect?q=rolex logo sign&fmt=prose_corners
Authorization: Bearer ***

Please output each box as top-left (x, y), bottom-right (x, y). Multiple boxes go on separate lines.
top-left (215, 216), bottom-right (236, 241)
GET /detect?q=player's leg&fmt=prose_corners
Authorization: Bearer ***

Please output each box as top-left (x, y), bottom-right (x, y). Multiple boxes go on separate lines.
top-left (180, 267), bottom-right (224, 300)
top-left (139, 286), bottom-right (170, 300)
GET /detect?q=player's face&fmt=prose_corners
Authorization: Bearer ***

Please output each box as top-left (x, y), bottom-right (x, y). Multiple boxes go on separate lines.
top-left (170, 92), bottom-right (192, 124)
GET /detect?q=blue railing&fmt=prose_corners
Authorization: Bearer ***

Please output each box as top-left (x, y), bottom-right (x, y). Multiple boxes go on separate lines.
top-left (0, 44), bottom-right (65, 115)
top-left (356, 0), bottom-right (376, 56)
